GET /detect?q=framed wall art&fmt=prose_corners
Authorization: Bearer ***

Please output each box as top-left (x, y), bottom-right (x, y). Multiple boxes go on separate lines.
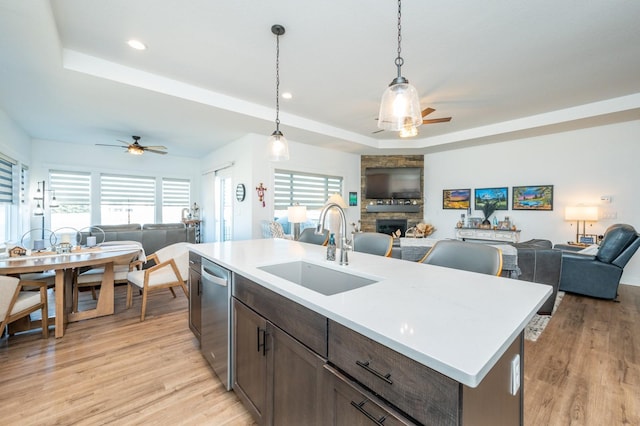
top-left (442, 188), bottom-right (471, 209)
top-left (474, 187), bottom-right (508, 211)
top-left (512, 185), bottom-right (554, 210)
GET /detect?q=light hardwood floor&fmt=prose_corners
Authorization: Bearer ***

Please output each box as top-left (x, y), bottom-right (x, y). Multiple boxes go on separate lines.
top-left (1, 283), bottom-right (639, 425)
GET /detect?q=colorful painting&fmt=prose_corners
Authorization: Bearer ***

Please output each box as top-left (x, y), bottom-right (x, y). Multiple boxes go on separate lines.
top-left (443, 188), bottom-right (471, 209)
top-left (474, 187), bottom-right (508, 211)
top-left (512, 185), bottom-right (554, 210)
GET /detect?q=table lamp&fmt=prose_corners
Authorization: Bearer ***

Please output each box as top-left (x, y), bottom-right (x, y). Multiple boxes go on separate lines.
top-left (287, 204), bottom-right (307, 240)
top-left (565, 205), bottom-right (599, 243)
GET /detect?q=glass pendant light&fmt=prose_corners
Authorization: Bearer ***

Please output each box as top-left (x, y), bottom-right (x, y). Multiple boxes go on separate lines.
top-left (378, 0), bottom-right (422, 132)
top-left (268, 24), bottom-right (289, 161)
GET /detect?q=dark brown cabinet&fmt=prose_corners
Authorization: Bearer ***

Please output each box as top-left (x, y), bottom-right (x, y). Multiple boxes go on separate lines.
top-left (233, 299), bottom-right (267, 423)
top-left (233, 274), bottom-right (328, 426)
top-left (323, 365), bottom-right (415, 426)
top-left (188, 252), bottom-right (202, 341)
top-left (230, 272), bottom-right (523, 426)
top-left (233, 298), bottom-right (326, 425)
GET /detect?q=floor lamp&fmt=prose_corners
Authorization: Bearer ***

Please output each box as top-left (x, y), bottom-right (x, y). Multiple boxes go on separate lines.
top-left (565, 206), bottom-right (599, 244)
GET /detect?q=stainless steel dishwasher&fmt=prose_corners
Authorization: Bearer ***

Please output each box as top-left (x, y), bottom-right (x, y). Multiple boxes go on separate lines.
top-left (201, 258), bottom-right (232, 390)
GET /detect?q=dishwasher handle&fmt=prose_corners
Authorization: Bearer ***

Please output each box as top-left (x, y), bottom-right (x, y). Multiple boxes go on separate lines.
top-left (201, 267), bottom-right (228, 287)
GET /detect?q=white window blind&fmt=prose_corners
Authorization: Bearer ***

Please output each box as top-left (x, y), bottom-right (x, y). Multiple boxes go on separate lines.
top-left (49, 170), bottom-right (91, 230)
top-left (0, 153), bottom-right (16, 204)
top-left (162, 178), bottom-right (190, 207)
top-left (50, 170), bottom-right (91, 207)
top-left (274, 169), bottom-right (343, 210)
top-left (101, 174), bottom-right (155, 206)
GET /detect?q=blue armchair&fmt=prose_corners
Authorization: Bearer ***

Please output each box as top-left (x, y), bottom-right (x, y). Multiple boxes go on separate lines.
top-left (558, 224), bottom-right (640, 299)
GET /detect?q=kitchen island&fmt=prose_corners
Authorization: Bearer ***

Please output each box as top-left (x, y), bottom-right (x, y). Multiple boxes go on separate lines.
top-left (190, 239), bottom-right (551, 425)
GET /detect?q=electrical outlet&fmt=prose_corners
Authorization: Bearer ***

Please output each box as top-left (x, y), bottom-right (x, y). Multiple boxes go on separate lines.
top-left (510, 354), bottom-right (521, 396)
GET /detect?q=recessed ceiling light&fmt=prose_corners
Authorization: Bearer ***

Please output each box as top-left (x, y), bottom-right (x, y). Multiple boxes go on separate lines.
top-left (282, 92), bottom-right (292, 100)
top-left (127, 39), bottom-right (147, 50)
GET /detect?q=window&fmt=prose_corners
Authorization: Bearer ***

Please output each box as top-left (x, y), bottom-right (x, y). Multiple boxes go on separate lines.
top-left (49, 171), bottom-right (91, 230)
top-left (273, 169), bottom-right (343, 222)
top-left (0, 153), bottom-right (16, 243)
top-left (100, 174), bottom-right (155, 225)
top-left (162, 178), bottom-right (190, 222)
top-left (0, 154), bottom-right (14, 204)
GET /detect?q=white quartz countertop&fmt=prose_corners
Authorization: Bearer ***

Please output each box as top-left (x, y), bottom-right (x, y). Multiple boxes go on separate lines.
top-left (191, 239), bottom-right (551, 387)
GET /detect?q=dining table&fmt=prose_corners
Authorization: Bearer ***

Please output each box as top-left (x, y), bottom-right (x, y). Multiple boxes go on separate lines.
top-left (0, 246), bottom-right (140, 338)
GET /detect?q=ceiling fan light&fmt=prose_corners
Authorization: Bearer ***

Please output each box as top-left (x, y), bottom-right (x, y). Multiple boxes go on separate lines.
top-left (128, 145), bottom-right (144, 155)
top-left (268, 130), bottom-right (289, 161)
top-left (399, 124), bottom-right (418, 138)
top-left (378, 81), bottom-right (422, 131)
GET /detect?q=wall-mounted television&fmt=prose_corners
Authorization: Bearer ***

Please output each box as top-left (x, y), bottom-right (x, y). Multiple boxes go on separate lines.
top-left (365, 167), bottom-right (422, 199)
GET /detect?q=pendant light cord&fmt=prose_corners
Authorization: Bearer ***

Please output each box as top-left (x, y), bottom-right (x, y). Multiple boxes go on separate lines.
top-left (395, 0), bottom-right (404, 79)
top-left (275, 32), bottom-right (281, 132)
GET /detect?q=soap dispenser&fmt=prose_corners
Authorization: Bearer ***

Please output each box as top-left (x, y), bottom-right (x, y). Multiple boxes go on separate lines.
top-left (327, 233), bottom-right (336, 261)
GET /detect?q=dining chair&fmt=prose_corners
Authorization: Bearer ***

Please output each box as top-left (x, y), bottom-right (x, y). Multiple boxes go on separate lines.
top-left (126, 242), bottom-right (190, 321)
top-left (297, 228), bottom-right (329, 245)
top-left (1, 275), bottom-right (49, 339)
top-left (419, 239), bottom-right (503, 276)
top-left (352, 232), bottom-right (394, 257)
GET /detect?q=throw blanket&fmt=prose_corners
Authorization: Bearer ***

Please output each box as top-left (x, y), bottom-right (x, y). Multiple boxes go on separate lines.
top-left (98, 240), bottom-right (146, 262)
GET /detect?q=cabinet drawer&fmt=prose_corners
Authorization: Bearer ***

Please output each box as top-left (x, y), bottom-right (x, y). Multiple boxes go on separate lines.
top-left (328, 320), bottom-right (459, 425)
top-left (323, 365), bottom-right (417, 425)
top-left (234, 274), bottom-right (327, 357)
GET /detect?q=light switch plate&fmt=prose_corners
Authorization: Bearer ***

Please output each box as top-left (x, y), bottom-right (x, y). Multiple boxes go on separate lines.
top-left (510, 354), bottom-right (521, 395)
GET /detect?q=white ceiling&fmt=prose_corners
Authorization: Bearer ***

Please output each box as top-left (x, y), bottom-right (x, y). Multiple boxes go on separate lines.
top-left (1, 0), bottom-right (639, 158)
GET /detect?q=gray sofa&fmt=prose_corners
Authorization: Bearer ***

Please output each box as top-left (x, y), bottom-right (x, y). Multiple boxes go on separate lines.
top-left (79, 223), bottom-right (196, 255)
top-left (510, 239), bottom-right (562, 315)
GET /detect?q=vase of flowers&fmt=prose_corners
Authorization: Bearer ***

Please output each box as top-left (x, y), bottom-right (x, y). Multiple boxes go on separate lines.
top-left (481, 201), bottom-right (497, 227)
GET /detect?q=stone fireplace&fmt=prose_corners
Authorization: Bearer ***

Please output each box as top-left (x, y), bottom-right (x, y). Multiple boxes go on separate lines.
top-left (360, 155), bottom-right (424, 234)
top-left (376, 219), bottom-right (408, 236)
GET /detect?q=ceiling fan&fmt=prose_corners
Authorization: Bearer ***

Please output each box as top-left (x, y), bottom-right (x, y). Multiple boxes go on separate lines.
top-left (372, 107), bottom-right (452, 135)
top-left (95, 135), bottom-right (168, 155)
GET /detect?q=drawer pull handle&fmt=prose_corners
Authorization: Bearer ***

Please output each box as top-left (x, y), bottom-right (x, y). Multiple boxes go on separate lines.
top-left (256, 327), bottom-right (267, 356)
top-left (356, 360), bottom-right (393, 384)
top-left (350, 400), bottom-right (387, 425)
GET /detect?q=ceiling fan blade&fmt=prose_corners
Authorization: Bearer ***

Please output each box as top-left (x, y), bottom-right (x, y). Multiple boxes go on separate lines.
top-left (421, 107), bottom-right (436, 117)
top-left (423, 117), bottom-right (452, 124)
top-left (115, 139), bottom-right (132, 145)
top-left (142, 145), bottom-right (167, 150)
top-left (144, 148), bottom-right (168, 155)
top-left (96, 144), bottom-right (126, 147)
top-left (371, 129), bottom-right (385, 134)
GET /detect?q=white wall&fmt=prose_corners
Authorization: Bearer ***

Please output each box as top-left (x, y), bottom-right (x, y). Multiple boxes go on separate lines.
top-left (0, 108), bottom-right (32, 241)
top-left (424, 120), bottom-right (640, 285)
top-left (199, 133), bottom-right (361, 242)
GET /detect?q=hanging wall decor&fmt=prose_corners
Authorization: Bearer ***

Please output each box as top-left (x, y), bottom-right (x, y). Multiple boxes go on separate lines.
top-left (256, 183), bottom-right (267, 207)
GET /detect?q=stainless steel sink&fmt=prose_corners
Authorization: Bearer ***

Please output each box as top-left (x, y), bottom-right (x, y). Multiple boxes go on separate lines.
top-left (258, 261), bottom-right (379, 295)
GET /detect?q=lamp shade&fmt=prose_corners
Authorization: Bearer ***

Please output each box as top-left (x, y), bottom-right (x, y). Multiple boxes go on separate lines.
top-left (287, 205), bottom-right (307, 223)
top-left (326, 193), bottom-right (348, 208)
top-left (377, 82), bottom-right (422, 131)
top-left (565, 206), bottom-right (599, 221)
